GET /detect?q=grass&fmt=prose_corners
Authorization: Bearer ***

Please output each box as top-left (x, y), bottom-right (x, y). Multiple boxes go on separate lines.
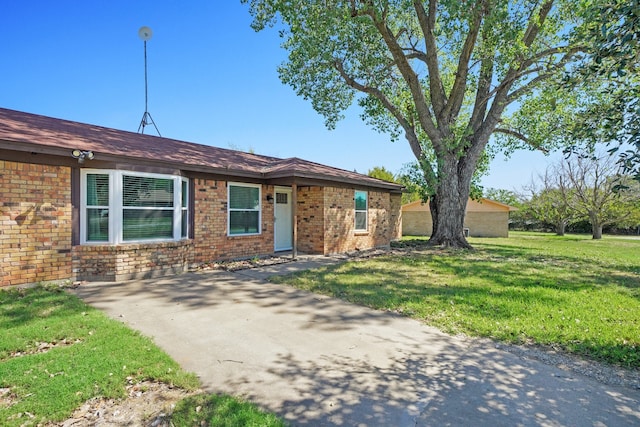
top-left (169, 394), bottom-right (286, 427)
top-left (271, 232), bottom-right (640, 368)
top-left (0, 285), bottom-right (283, 427)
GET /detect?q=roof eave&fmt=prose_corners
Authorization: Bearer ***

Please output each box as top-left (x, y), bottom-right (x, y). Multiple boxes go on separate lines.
top-left (0, 139), bottom-right (266, 180)
top-left (264, 169), bottom-right (404, 192)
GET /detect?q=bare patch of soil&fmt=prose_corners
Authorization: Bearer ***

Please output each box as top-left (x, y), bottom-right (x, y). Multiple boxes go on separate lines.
top-left (0, 387), bottom-right (16, 409)
top-left (46, 382), bottom-right (201, 427)
top-left (9, 339), bottom-right (82, 359)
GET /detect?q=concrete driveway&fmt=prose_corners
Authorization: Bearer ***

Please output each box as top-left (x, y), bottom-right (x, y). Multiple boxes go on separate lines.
top-left (73, 260), bottom-right (640, 426)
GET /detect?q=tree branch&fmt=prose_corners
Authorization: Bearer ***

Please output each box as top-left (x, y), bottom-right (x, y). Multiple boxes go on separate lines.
top-left (404, 50), bottom-right (428, 62)
top-left (494, 128), bottom-right (550, 153)
top-left (333, 59), bottom-right (424, 161)
top-left (478, 0), bottom-right (555, 143)
top-left (470, 28), bottom-right (495, 134)
top-left (359, 5), bottom-right (442, 149)
top-left (507, 48), bottom-right (584, 102)
top-left (413, 0), bottom-right (447, 117)
top-left (471, 62), bottom-right (493, 129)
top-left (444, 1), bottom-right (486, 122)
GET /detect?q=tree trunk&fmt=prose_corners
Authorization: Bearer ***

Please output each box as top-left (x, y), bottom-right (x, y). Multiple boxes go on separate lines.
top-left (592, 223), bottom-right (603, 239)
top-left (590, 212), bottom-right (603, 239)
top-left (428, 158), bottom-right (472, 249)
top-left (555, 221), bottom-right (566, 236)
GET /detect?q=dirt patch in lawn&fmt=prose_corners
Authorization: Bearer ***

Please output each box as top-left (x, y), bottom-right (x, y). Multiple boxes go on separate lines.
top-left (45, 382), bottom-right (200, 427)
top-left (0, 387), bottom-right (16, 409)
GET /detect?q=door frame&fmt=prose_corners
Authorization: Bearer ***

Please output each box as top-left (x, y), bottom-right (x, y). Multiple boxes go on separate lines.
top-left (274, 186), bottom-right (293, 251)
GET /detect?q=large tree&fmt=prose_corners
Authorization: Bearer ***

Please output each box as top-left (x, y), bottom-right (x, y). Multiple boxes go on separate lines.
top-left (523, 167), bottom-right (581, 236)
top-left (244, 0), bottom-right (596, 247)
top-left (558, 152), bottom-right (639, 239)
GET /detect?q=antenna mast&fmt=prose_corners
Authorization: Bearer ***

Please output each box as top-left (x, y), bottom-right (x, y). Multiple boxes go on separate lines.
top-left (137, 26), bottom-right (161, 136)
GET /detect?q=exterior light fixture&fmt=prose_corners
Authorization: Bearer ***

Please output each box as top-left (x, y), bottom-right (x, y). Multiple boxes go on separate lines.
top-left (71, 149), bottom-right (95, 164)
top-left (266, 194), bottom-right (274, 203)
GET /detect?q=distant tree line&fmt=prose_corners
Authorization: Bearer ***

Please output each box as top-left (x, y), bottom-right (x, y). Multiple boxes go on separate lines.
top-left (486, 152), bottom-right (640, 239)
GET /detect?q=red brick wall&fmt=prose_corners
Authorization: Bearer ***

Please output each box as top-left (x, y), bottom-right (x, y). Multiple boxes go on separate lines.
top-left (296, 186), bottom-right (325, 254)
top-left (73, 240), bottom-right (193, 281)
top-left (64, 178), bottom-right (277, 282)
top-left (323, 187), bottom-right (354, 254)
top-left (0, 160), bottom-right (72, 287)
top-left (192, 179), bottom-right (274, 262)
top-left (323, 188), bottom-right (395, 254)
top-left (296, 186), bottom-right (399, 255)
top-left (390, 193), bottom-right (402, 241)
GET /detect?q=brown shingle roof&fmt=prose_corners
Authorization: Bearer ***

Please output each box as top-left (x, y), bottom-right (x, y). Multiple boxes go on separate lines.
top-left (0, 107), bottom-right (403, 192)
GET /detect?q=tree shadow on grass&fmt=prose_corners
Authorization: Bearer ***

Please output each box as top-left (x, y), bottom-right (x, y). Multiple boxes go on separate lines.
top-left (474, 242), bottom-right (640, 293)
top-left (400, 236), bottom-right (640, 289)
top-left (0, 287), bottom-right (87, 330)
top-left (275, 250), bottom-right (640, 367)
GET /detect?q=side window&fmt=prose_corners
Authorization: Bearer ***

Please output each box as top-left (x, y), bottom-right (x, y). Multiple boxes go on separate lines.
top-left (181, 179), bottom-right (189, 238)
top-left (228, 183), bottom-right (261, 235)
top-left (85, 173), bottom-right (110, 242)
top-left (355, 190), bottom-right (368, 231)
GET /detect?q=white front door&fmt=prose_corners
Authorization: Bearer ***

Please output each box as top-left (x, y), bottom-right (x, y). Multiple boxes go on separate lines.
top-left (274, 188), bottom-right (293, 251)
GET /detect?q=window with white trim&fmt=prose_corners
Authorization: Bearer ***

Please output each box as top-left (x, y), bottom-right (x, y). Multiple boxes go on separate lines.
top-left (181, 180), bottom-right (188, 239)
top-left (228, 183), bottom-right (261, 235)
top-left (355, 190), bottom-right (368, 231)
top-left (81, 170), bottom-right (188, 244)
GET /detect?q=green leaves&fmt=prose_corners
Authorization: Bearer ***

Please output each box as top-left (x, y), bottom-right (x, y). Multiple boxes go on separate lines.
top-left (567, 0), bottom-right (640, 179)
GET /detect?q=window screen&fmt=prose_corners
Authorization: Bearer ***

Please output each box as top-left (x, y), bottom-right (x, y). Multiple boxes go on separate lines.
top-left (122, 209), bottom-right (174, 240)
top-left (122, 175), bottom-right (175, 241)
top-left (86, 174), bottom-right (109, 241)
top-left (355, 190), bottom-right (368, 231)
top-left (229, 184), bottom-right (261, 235)
top-left (123, 175), bottom-right (174, 207)
top-left (181, 180), bottom-right (188, 238)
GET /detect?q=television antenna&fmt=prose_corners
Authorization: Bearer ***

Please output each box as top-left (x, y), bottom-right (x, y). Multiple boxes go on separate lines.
top-left (137, 26), bottom-right (161, 136)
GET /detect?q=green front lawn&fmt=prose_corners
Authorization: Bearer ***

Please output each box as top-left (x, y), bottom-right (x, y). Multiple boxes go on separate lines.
top-left (272, 232), bottom-right (640, 368)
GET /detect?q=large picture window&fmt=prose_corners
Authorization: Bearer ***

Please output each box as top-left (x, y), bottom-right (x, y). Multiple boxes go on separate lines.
top-left (355, 190), bottom-right (368, 231)
top-left (228, 183), bottom-right (261, 235)
top-left (81, 170), bottom-right (188, 244)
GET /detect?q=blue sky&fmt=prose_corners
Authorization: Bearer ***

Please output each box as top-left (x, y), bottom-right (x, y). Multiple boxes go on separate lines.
top-left (1, 1), bottom-right (559, 191)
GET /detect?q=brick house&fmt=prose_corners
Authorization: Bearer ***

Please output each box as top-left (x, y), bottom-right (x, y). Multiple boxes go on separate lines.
top-left (402, 198), bottom-right (516, 238)
top-left (0, 108), bottom-right (403, 287)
